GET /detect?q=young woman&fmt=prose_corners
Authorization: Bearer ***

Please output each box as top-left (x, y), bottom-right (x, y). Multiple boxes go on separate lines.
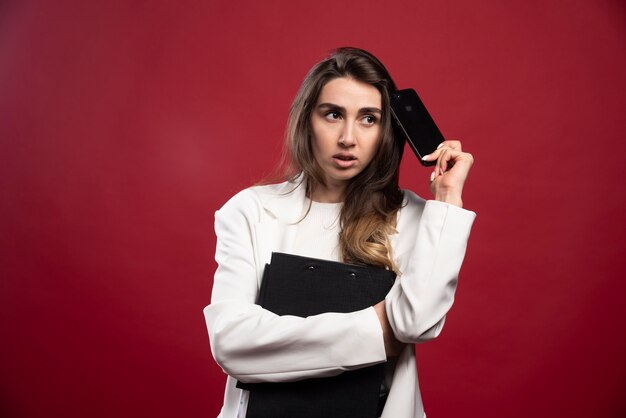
top-left (204, 47), bottom-right (476, 418)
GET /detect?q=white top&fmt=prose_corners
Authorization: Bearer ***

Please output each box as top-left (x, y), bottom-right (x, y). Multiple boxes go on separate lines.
top-left (204, 180), bottom-right (476, 418)
top-left (292, 200), bottom-right (342, 261)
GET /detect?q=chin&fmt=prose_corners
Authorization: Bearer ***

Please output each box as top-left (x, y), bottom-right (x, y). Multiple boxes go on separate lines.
top-left (329, 172), bottom-right (360, 184)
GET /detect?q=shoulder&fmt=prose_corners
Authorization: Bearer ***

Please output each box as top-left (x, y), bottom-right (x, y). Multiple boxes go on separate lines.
top-left (216, 179), bottom-right (305, 222)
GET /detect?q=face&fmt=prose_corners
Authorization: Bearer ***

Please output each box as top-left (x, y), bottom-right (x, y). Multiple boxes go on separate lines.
top-left (310, 77), bottom-right (382, 195)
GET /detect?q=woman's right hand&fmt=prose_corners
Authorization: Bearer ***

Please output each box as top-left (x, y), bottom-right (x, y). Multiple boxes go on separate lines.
top-left (422, 139), bottom-right (474, 208)
top-left (374, 301), bottom-right (406, 357)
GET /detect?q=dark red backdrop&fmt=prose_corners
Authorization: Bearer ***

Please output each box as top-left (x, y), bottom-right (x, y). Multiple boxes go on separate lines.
top-left (1, 0), bottom-right (625, 417)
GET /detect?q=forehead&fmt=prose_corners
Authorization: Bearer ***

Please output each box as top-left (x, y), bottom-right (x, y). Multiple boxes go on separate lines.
top-left (317, 77), bottom-right (381, 108)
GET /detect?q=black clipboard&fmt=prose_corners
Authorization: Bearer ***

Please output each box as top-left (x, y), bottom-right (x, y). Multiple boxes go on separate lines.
top-left (238, 252), bottom-right (396, 418)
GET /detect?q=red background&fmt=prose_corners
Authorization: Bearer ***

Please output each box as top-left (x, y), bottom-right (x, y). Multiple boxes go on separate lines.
top-left (1, 0), bottom-right (625, 417)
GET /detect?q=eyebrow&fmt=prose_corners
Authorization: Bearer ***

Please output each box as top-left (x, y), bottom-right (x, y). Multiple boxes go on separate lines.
top-left (317, 102), bottom-right (382, 114)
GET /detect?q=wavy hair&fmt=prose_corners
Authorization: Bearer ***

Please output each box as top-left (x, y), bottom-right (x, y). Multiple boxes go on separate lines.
top-left (283, 47), bottom-right (405, 272)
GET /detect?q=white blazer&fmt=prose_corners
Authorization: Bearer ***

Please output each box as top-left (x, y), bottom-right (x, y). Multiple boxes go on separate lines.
top-left (204, 179), bottom-right (476, 418)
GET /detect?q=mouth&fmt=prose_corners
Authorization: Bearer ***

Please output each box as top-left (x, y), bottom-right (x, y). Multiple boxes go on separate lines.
top-left (332, 153), bottom-right (357, 168)
top-left (333, 153), bottom-right (356, 161)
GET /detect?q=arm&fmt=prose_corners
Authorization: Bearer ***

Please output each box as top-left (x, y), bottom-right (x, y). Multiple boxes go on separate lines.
top-left (385, 140), bottom-right (476, 343)
top-left (373, 301), bottom-right (406, 357)
top-left (203, 189), bottom-right (387, 383)
top-left (385, 197), bottom-right (475, 342)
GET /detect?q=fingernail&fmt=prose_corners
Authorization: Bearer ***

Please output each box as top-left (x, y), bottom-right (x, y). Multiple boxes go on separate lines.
top-left (437, 142), bottom-right (444, 149)
top-left (422, 154), bottom-right (430, 161)
top-left (430, 171), bottom-right (435, 181)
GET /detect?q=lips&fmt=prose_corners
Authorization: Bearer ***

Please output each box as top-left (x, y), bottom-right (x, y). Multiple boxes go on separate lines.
top-left (333, 152), bottom-right (356, 161)
top-left (332, 152), bottom-right (357, 168)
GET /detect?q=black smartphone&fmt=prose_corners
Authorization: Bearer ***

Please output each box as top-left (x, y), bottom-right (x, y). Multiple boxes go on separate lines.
top-left (389, 88), bottom-right (444, 167)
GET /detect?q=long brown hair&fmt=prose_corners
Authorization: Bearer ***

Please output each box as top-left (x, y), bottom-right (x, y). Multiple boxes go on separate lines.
top-left (283, 47), bottom-right (405, 272)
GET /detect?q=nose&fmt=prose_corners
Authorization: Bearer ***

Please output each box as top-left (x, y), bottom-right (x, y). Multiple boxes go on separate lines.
top-left (339, 122), bottom-right (356, 147)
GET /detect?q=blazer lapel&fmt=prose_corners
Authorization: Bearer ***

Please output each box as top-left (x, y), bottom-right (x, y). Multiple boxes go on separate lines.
top-left (252, 179), bottom-right (308, 285)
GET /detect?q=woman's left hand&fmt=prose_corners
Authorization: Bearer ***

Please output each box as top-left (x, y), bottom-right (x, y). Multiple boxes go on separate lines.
top-left (422, 140), bottom-right (474, 208)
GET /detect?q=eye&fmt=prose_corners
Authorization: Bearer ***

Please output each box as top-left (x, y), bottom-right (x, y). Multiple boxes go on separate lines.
top-left (362, 115), bottom-right (378, 125)
top-left (324, 111), bottom-right (342, 121)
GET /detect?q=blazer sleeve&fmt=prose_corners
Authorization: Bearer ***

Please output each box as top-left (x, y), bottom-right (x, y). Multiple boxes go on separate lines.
top-left (203, 189), bottom-right (387, 384)
top-left (385, 191), bottom-right (476, 343)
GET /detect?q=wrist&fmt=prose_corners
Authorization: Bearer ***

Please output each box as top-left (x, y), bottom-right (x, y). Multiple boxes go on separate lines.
top-left (435, 190), bottom-right (463, 207)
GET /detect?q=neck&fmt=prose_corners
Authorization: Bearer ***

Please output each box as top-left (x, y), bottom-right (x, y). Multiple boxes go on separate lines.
top-left (310, 181), bottom-right (346, 203)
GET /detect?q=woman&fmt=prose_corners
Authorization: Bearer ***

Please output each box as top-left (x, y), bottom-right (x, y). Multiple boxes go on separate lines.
top-left (204, 47), bottom-right (476, 418)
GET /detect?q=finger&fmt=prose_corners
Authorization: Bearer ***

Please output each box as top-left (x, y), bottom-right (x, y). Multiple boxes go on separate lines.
top-left (441, 140), bottom-right (462, 152)
top-left (430, 162), bottom-right (438, 182)
top-left (430, 150), bottom-right (440, 179)
top-left (441, 152), bottom-right (448, 173)
top-left (423, 139), bottom-right (463, 162)
top-left (446, 150), bottom-right (474, 177)
top-left (443, 148), bottom-right (462, 173)
top-left (421, 150), bottom-right (438, 162)
top-left (435, 148), bottom-right (449, 177)
top-left (436, 148), bottom-right (444, 176)
top-left (433, 148), bottom-right (441, 176)
top-left (422, 144), bottom-right (452, 163)
top-left (439, 148), bottom-right (464, 176)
